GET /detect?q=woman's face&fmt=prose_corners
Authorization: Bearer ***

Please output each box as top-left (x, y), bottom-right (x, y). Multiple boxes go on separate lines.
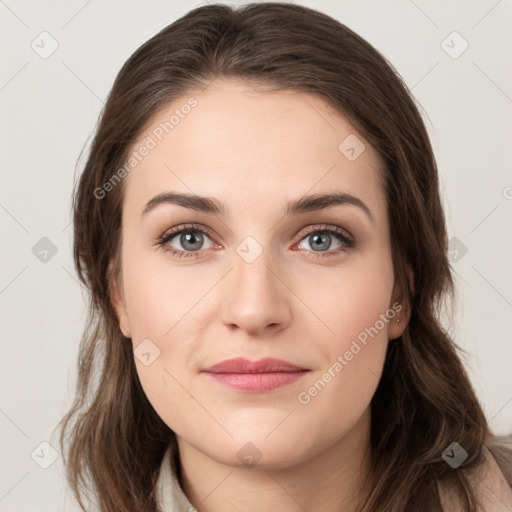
top-left (110, 78), bottom-right (407, 469)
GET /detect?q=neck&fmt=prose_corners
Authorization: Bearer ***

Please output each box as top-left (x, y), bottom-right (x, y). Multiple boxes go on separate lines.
top-left (176, 408), bottom-right (372, 512)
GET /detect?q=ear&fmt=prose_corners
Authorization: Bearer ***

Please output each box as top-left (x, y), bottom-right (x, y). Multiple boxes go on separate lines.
top-left (387, 264), bottom-right (414, 341)
top-left (107, 260), bottom-right (132, 339)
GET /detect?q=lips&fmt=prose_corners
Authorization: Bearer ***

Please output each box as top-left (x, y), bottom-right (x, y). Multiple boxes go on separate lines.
top-left (201, 357), bottom-right (310, 392)
top-left (203, 357), bottom-right (307, 374)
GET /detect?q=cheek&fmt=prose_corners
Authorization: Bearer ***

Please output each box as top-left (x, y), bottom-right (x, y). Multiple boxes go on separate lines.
top-left (121, 248), bottom-right (208, 340)
top-left (120, 253), bottom-right (211, 427)
top-left (295, 300), bottom-right (390, 447)
top-left (293, 252), bottom-right (394, 409)
top-left (296, 254), bottom-right (395, 352)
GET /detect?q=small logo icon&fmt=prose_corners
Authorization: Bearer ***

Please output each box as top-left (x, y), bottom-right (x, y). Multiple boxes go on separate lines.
top-left (237, 442), bottom-right (262, 467)
top-left (32, 237), bottom-right (58, 263)
top-left (442, 442), bottom-right (468, 468)
top-left (236, 236), bottom-right (263, 264)
top-left (31, 441), bottom-right (59, 469)
top-left (134, 338), bottom-right (161, 366)
top-left (338, 134), bottom-right (366, 161)
top-left (31, 31), bottom-right (59, 59)
top-left (441, 31), bottom-right (469, 59)
top-left (448, 237), bottom-right (468, 263)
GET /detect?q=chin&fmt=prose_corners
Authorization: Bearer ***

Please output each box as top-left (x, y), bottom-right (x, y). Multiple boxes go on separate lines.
top-left (202, 431), bottom-right (317, 471)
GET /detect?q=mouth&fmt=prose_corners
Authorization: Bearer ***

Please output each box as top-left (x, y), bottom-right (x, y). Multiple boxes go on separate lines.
top-left (201, 357), bottom-right (310, 392)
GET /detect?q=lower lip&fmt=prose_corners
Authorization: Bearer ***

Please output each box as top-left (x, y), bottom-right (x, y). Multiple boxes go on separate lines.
top-left (204, 371), bottom-right (308, 392)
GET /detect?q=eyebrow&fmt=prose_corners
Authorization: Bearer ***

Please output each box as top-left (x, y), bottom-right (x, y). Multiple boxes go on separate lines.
top-left (141, 191), bottom-right (373, 222)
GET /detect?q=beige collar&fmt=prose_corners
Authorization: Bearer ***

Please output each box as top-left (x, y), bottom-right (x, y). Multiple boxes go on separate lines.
top-left (155, 442), bottom-right (197, 512)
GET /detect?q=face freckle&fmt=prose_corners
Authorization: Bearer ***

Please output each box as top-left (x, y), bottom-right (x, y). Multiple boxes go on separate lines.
top-left (110, 77), bottom-right (404, 472)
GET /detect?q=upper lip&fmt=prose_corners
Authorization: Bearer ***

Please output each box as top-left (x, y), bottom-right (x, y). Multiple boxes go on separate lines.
top-left (202, 357), bottom-right (308, 374)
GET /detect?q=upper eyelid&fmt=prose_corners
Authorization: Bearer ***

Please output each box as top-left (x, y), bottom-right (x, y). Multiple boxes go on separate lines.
top-left (161, 223), bottom-right (216, 241)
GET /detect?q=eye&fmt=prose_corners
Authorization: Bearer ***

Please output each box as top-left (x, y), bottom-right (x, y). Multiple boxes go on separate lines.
top-left (156, 223), bottom-right (216, 259)
top-left (156, 223), bottom-right (355, 260)
top-left (295, 224), bottom-right (354, 258)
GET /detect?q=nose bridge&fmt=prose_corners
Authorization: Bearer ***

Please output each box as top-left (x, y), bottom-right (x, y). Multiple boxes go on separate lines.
top-left (221, 233), bottom-right (290, 334)
top-left (233, 233), bottom-right (281, 303)
top-left (235, 236), bottom-right (276, 293)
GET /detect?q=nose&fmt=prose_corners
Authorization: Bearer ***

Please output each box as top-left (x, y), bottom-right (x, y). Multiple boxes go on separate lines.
top-left (220, 247), bottom-right (292, 337)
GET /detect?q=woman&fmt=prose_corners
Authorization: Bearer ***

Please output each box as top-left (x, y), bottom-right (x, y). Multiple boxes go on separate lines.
top-left (58, 2), bottom-right (512, 511)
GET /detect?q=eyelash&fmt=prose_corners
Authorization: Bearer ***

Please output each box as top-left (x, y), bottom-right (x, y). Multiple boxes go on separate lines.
top-left (155, 222), bottom-right (355, 260)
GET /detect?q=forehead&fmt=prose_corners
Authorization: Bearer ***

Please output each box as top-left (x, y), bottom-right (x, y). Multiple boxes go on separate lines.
top-left (122, 78), bottom-right (386, 222)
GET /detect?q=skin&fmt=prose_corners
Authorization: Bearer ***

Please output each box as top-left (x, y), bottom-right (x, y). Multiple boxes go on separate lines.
top-left (109, 78), bottom-right (411, 512)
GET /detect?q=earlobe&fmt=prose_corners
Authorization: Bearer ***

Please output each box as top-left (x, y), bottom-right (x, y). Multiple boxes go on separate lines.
top-left (107, 260), bottom-right (132, 339)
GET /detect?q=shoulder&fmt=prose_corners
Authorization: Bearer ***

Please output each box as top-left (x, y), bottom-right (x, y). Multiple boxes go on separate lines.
top-left (438, 443), bottom-right (512, 512)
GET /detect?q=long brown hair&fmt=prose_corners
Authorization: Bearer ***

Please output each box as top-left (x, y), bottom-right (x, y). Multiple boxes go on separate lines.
top-left (57, 2), bottom-right (511, 511)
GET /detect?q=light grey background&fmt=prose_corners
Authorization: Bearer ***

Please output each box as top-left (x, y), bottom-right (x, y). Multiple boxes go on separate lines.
top-left (1, 0), bottom-right (511, 510)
